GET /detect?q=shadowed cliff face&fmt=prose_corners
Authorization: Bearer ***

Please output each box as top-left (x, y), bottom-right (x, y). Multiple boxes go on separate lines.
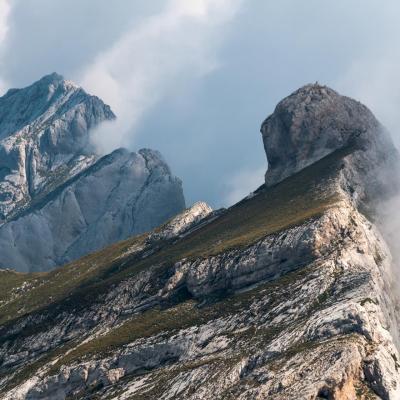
top-left (1, 84), bottom-right (400, 399)
top-left (0, 74), bottom-right (186, 272)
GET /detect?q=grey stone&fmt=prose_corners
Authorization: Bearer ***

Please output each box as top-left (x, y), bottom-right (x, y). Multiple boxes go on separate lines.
top-left (0, 74), bottom-right (185, 271)
top-left (261, 83), bottom-right (399, 198)
top-left (2, 84), bottom-right (400, 399)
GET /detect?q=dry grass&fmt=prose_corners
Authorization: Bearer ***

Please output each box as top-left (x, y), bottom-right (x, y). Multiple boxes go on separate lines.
top-left (0, 147), bottom-right (348, 328)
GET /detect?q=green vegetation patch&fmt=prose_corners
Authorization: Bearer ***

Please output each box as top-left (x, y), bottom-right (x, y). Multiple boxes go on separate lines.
top-left (0, 269), bottom-right (40, 305)
top-left (0, 235), bottom-right (146, 324)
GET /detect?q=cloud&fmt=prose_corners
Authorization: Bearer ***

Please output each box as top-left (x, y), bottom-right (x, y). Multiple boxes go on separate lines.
top-left (0, 0), bottom-right (10, 95)
top-left (1, 0), bottom-right (168, 87)
top-left (337, 57), bottom-right (400, 146)
top-left (4, 1), bottom-right (400, 207)
top-left (332, 2), bottom-right (400, 145)
top-left (79, 0), bottom-right (242, 153)
top-left (223, 165), bottom-right (266, 206)
top-left (0, 0), bottom-right (10, 42)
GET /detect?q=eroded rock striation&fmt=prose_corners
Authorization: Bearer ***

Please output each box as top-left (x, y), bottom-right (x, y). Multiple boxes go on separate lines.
top-left (0, 73), bottom-right (185, 272)
top-left (0, 84), bottom-right (399, 399)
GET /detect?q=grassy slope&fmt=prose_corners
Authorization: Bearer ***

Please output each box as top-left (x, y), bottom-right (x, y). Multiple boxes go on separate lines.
top-left (49, 263), bottom-right (318, 372)
top-left (0, 147), bottom-right (348, 327)
top-left (3, 263), bottom-right (318, 392)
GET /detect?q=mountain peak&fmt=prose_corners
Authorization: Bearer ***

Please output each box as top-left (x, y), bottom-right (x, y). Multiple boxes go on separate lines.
top-left (38, 71), bottom-right (64, 84)
top-left (36, 72), bottom-right (81, 92)
top-left (0, 74), bottom-right (116, 220)
top-left (0, 75), bottom-right (185, 272)
top-left (261, 84), bottom-right (396, 192)
top-left (1, 84), bottom-right (400, 398)
top-left (0, 72), bottom-right (115, 139)
top-left (4, 73), bottom-right (74, 100)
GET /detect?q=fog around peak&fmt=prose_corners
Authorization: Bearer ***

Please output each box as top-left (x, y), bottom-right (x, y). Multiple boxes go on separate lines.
top-left (2, 1), bottom-right (400, 207)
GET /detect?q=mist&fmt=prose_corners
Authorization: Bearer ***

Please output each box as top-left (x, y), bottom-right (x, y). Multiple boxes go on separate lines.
top-left (78, 0), bottom-right (241, 154)
top-left (3, 1), bottom-right (400, 207)
top-left (0, 0), bottom-right (10, 94)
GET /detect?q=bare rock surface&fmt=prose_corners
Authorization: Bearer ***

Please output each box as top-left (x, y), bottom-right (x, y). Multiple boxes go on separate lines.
top-left (0, 74), bottom-right (185, 272)
top-left (0, 84), bottom-right (399, 399)
top-left (148, 201), bottom-right (213, 243)
top-left (261, 84), bottom-right (399, 198)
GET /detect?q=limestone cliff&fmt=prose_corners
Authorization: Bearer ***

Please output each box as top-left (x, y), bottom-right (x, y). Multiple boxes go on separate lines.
top-left (0, 84), bottom-right (399, 399)
top-left (0, 74), bottom-right (185, 272)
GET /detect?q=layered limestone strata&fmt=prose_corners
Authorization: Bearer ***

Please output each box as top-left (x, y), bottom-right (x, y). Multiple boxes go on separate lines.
top-left (3, 191), bottom-right (400, 399)
top-left (0, 84), bottom-right (399, 399)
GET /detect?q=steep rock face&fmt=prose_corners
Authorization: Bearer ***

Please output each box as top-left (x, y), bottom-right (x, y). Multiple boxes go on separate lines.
top-left (0, 85), bottom-right (399, 399)
top-left (0, 148), bottom-right (185, 272)
top-left (261, 84), bottom-right (399, 202)
top-left (0, 72), bottom-right (115, 220)
top-left (7, 203), bottom-right (398, 400)
top-left (0, 74), bottom-right (185, 271)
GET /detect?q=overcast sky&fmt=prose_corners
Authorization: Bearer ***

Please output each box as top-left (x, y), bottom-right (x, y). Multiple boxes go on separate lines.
top-left (1, 0), bottom-right (400, 207)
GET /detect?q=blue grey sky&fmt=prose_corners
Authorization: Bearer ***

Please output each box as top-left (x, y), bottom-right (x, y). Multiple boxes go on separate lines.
top-left (1, 0), bottom-right (400, 207)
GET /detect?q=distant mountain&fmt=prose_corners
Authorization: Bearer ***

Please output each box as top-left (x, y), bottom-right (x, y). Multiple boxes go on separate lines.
top-left (1, 84), bottom-right (400, 399)
top-left (0, 73), bottom-right (185, 271)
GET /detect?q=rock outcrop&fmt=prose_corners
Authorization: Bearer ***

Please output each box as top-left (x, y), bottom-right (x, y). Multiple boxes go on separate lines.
top-left (0, 84), bottom-right (399, 399)
top-left (261, 84), bottom-right (399, 202)
top-left (0, 74), bottom-right (185, 271)
top-left (147, 201), bottom-right (213, 243)
top-left (0, 72), bottom-right (114, 219)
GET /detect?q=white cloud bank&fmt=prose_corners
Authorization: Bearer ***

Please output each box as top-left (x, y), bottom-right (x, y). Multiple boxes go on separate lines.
top-left (0, 0), bottom-right (10, 95)
top-left (0, 0), bottom-right (9, 42)
top-left (333, 2), bottom-right (400, 146)
top-left (337, 59), bottom-right (400, 148)
top-left (79, 0), bottom-right (241, 153)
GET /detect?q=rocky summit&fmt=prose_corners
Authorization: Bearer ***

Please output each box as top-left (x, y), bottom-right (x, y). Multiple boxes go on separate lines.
top-left (0, 84), bottom-right (400, 399)
top-left (261, 84), bottom-right (399, 197)
top-left (0, 74), bottom-right (186, 272)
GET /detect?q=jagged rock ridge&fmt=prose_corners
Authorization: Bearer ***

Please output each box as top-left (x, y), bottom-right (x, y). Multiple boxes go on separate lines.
top-left (0, 72), bottom-right (114, 219)
top-left (0, 74), bottom-right (186, 271)
top-left (0, 84), bottom-right (399, 399)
